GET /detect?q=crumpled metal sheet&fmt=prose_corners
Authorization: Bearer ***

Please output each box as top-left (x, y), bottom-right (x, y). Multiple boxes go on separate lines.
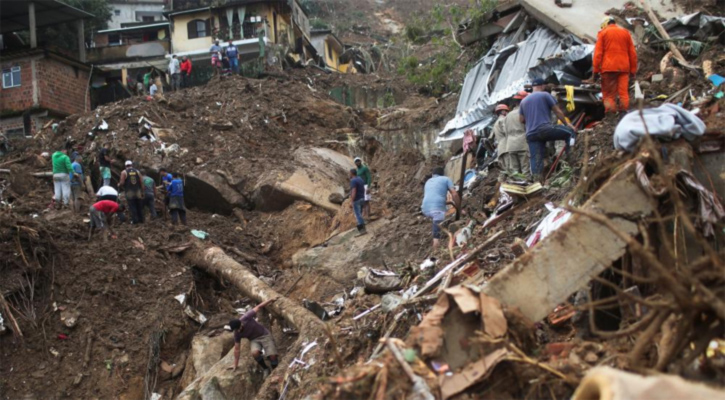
top-left (660, 12), bottom-right (725, 41)
top-left (439, 27), bottom-right (593, 142)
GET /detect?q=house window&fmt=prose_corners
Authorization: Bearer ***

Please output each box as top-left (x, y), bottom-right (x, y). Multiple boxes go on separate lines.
top-left (187, 19), bottom-right (210, 39)
top-left (327, 43), bottom-right (333, 60)
top-left (108, 34), bottom-right (121, 46)
top-left (142, 16), bottom-right (154, 22)
top-left (2, 66), bottom-right (21, 88)
top-left (114, 9), bottom-right (121, 16)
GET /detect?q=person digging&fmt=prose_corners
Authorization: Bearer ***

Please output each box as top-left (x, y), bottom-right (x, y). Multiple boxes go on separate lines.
top-left (227, 298), bottom-right (279, 375)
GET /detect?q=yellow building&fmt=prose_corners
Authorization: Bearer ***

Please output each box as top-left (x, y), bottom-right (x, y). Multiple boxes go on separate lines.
top-left (310, 29), bottom-right (353, 73)
top-left (167, 0), bottom-right (311, 62)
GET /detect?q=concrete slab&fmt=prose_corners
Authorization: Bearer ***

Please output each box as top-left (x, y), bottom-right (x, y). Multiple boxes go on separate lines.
top-left (482, 162), bottom-right (654, 322)
top-left (291, 218), bottom-right (391, 283)
top-left (520, 0), bottom-right (683, 42)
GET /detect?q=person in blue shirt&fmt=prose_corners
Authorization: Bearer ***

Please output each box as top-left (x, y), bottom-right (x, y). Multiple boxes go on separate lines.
top-left (421, 167), bottom-right (460, 251)
top-left (70, 155), bottom-right (85, 213)
top-left (225, 41), bottom-right (239, 74)
top-left (349, 169), bottom-right (367, 236)
top-left (168, 172), bottom-right (187, 225)
top-left (519, 78), bottom-right (577, 181)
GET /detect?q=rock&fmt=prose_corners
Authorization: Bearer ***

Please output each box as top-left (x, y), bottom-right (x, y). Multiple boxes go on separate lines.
top-left (196, 157), bottom-right (204, 165)
top-left (211, 121), bottom-right (234, 131)
top-left (328, 192), bottom-right (344, 205)
top-left (584, 351), bottom-right (599, 363)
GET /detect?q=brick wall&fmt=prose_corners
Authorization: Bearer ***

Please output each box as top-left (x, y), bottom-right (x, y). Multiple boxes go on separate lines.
top-left (0, 58), bottom-right (36, 113)
top-left (0, 113), bottom-right (47, 136)
top-left (37, 58), bottom-right (89, 116)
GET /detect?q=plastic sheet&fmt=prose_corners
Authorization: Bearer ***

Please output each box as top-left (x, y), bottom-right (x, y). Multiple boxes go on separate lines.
top-left (660, 12), bottom-right (725, 42)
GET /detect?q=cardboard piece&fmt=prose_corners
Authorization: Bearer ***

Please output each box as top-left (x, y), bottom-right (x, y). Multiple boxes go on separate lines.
top-left (439, 348), bottom-right (508, 399)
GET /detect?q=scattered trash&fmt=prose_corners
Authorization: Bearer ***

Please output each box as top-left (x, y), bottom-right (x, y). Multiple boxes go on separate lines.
top-left (419, 258), bottom-right (437, 270)
top-left (353, 304), bottom-right (381, 320)
top-left (0, 311), bottom-right (5, 335)
top-left (501, 181), bottom-right (543, 196)
top-left (381, 293), bottom-right (404, 312)
top-left (174, 294), bottom-right (186, 304)
top-left (526, 203), bottom-right (572, 247)
top-left (548, 303), bottom-right (576, 326)
top-left (183, 305), bottom-right (207, 325)
top-left (60, 308), bottom-right (81, 328)
top-left (49, 348), bottom-right (59, 357)
top-left (361, 268), bottom-right (403, 294)
top-left (57, 333), bottom-right (69, 340)
top-left (150, 393), bottom-right (162, 400)
top-left (191, 230), bottom-right (209, 239)
top-left (302, 299), bottom-right (330, 321)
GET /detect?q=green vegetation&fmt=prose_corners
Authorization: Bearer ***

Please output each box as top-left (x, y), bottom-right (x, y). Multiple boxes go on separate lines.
top-left (396, 1), bottom-right (498, 96)
top-left (311, 18), bottom-right (330, 30)
top-left (397, 49), bottom-right (461, 96)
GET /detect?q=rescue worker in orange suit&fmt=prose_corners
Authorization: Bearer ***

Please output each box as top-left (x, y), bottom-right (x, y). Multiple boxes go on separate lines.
top-left (592, 16), bottom-right (637, 113)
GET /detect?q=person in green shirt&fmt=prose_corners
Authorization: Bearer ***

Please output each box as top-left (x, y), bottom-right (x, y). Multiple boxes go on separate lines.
top-left (142, 173), bottom-right (158, 220)
top-left (354, 157), bottom-right (372, 219)
top-left (52, 148), bottom-right (74, 209)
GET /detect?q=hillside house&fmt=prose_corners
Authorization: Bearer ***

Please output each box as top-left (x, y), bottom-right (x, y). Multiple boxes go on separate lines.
top-left (310, 29), bottom-right (352, 73)
top-left (167, 0), bottom-right (313, 67)
top-left (106, 0), bottom-right (168, 30)
top-left (1, 1), bottom-right (93, 137)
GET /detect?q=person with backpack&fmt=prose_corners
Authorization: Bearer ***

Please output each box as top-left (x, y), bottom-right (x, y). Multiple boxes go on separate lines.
top-left (118, 161), bottom-right (145, 224)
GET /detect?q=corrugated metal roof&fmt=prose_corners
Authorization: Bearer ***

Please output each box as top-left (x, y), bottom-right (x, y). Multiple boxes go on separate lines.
top-left (438, 26), bottom-right (593, 143)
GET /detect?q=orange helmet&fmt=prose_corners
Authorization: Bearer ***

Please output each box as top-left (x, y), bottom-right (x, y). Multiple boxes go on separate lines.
top-left (513, 90), bottom-right (529, 100)
top-left (495, 104), bottom-right (510, 113)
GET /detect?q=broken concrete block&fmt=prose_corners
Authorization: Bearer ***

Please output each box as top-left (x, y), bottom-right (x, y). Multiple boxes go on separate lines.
top-left (482, 163), bottom-right (654, 322)
top-left (651, 74), bottom-right (664, 83)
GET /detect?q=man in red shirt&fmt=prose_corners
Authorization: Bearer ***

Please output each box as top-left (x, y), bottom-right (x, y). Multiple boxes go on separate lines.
top-left (89, 200), bottom-right (122, 241)
top-left (593, 16), bottom-right (638, 113)
top-left (180, 56), bottom-right (192, 88)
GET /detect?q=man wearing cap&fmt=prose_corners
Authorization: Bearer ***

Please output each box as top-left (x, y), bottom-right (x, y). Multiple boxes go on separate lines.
top-left (118, 161), bottom-right (145, 224)
top-left (502, 91), bottom-right (531, 176)
top-left (227, 298), bottom-right (279, 373)
top-left (593, 16), bottom-right (637, 113)
top-left (354, 157), bottom-right (372, 219)
top-left (491, 104), bottom-right (509, 180)
top-left (519, 79), bottom-right (577, 181)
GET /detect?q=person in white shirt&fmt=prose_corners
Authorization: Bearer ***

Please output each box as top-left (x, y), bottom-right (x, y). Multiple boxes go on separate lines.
top-left (168, 55), bottom-right (181, 91)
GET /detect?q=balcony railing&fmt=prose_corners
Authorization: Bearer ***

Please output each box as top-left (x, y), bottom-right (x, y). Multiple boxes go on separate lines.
top-left (87, 40), bottom-right (170, 63)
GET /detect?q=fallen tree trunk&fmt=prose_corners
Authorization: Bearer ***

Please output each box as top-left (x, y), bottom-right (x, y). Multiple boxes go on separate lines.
top-left (180, 245), bottom-right (324, 400)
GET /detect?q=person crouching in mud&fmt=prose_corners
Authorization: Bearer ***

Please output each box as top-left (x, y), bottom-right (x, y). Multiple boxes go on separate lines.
top-left (228, 298), bottom-right (279, 374)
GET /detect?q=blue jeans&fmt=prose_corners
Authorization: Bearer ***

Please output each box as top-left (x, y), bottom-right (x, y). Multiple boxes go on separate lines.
top-left (423, 210), bottom-right (446, 239)
top-left (229, 58), bottom-right (239, 74)
top-left (526, 125), bottom-right (575, 176)
top-left (353, 199), bottom-right (365, 226)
